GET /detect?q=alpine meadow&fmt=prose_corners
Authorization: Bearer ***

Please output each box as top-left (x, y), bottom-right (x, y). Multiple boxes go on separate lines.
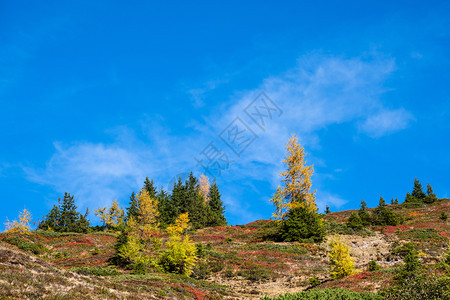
top-left (1, 1), bottom-right (450, 299)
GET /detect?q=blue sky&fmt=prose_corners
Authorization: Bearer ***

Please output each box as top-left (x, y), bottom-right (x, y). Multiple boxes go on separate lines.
top-left (1, 1), bottom-right (449, 228)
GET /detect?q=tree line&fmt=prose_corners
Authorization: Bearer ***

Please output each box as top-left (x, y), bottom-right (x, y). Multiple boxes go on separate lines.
top-left (37, 172), bottom-right (226, 233)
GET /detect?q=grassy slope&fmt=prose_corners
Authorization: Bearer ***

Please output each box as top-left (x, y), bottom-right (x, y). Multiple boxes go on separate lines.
top-left (0, 199), bottom-right (448, 299)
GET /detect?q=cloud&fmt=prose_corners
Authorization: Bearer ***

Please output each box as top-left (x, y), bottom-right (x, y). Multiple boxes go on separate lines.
top-left (24, 53), bottom-right (414, 224)
top-left (316, 191), bottom-right (348, 211)
top-left (208, 54), bottom-right (410, 182)
top-left (359, 108), bottom-right (415, 138)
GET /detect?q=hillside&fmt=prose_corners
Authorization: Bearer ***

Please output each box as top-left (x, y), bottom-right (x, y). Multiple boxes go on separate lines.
top-left (0, 199), bottom-right (449, 299)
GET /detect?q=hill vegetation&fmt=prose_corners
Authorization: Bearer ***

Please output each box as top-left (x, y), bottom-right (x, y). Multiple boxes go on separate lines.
top-left (1, 135), bottom-right (449, 299)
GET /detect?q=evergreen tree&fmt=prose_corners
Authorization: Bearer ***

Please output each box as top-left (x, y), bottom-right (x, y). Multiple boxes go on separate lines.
top-left (372, 197), bottom-right (402, 226)
top-left (125, 192), bottom-right (139, 222)
top-left (280, 205), bottom-right (325, 242)
top-left (157, 187), bottom-right (177, 228)
top-left (411, 178), bottom-right (426, 201)
top-left (59, 193), bottom-right (80, 232)
top-left (144, 177), bottom-right (157, 199)
top-left (325, 205), bottom-right (331, 214)
top-left (424, 183), bottom-right (438, 204)
top-left (404, 192), bottom-right (416, 203)
top-left (346, 212), bottom-right (363, 229)
top-left (358, 200), bottom-right (372, 226)
top-left (171, 177), bottom-right (188, 215)
top-left (185, 172), bottom-right (207, 229)
top-left (39, 204), bottom-right (60, 230)
top-left (207, 181), bottom-right (227, 226)
top-left (40, 193), bottom-right (90, 233)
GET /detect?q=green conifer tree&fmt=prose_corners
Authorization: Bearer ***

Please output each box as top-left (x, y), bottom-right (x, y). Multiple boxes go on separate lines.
top-left (424, 183), bottom-right (438, 204)
top-left (358, 200), bottom-right (372, 226)
top-left (347, 212), bottom-right (363, 229)
top-left (157, 187), bottom-right (177, 228)
top-left (125, 192), bottom-right (139, 222)
top-left (144, 177), bottom-right (157, 198)
top-left (411, 178), bottom-right (426, 201)
top-left (207, 181), bottom-right (227, 226)
top-left (185, 172), bottom-right (207, 229)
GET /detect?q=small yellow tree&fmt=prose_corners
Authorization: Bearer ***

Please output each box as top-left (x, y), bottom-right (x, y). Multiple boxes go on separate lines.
top-left (329, 238), bottom-right (355, 279)
top-left (117, 216), bottom-right (151, 265)
top-left (198, 174), bottom-right (210, 203)
top-left (271, 134), bottom-right (316, 220)
top-left (4, 209), bottom-right (32, 233)
top-left (116, 188), bottom-right (161, 269)
top-left (94, 200), bottom-right (124, 231)
top-left (159, 212), bottom-right (197, 276)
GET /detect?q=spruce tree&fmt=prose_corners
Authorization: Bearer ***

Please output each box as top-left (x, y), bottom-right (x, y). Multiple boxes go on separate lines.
top-left (424, 183), bottom-right (438, 204)
top-left (346, 212), bottom-right (363, 229)
top-left (171, 177), bottom-right (188, 214)
top-left (325, 205), bottom-right (331, 214)
top-left (373, 196), bottom-right (402, 226)
top-left (39, 204), bottom-right (60, 230)
top-left (404, 192), bottom-right (416, 203)
top-left (207, 181), bottom-right (227, 226)
top-left (40, 193), bottom-right (90, 233)
top-left (185, 172), bottom-right (207, 229)
top-left (157, 187), bottom-right (177, 228)
top-left (144, 177), bottom-right (157, 199)
top-left (280, 205), bottom-right (325, 242)
top-left (411, 178), bottom-right (426, 201)
top-left (358, 200), bottom-right (371, 226)
top-left (59, 193), bottom-right (79, 232)
top-left (125, 192), bottom-right (139, 222)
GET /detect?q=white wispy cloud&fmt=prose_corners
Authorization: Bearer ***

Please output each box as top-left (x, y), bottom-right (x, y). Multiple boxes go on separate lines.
top-left (359, 108), bottom-right (415, 138)
top-left (25, 53), bottom-right (414, 222)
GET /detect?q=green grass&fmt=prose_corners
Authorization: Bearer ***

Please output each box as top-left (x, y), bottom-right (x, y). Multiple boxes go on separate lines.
top-left (69, 266), bottom-right (121, 276)
top-left (260, 288), bottom-right (383, 300)
top-left (399, 228), bottom-right (447, 242)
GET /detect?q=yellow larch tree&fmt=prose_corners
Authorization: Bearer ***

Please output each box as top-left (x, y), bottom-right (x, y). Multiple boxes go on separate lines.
top-left (159, 212), bottom-right (197, 275)
top-left (136, 188), bottom-right (159, 234)
top-left (271, 134), bottom-right (317, 220)
top-left (4, 209), bottom-right (32, 233)
top-left (94, 200), bottom-right (124, 231)
top-left (198, 174), bottom-right (210, 203)
top-left (116, 188), bottom-right (161, 268)
top-left (329, 238), bottom-right (355, 279)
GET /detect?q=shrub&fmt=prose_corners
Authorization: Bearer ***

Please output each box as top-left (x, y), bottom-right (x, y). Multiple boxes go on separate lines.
top-left (237, 265), bottom-right (272, 281)
top-left (91, 247), bottom-right (100, 255)
top-left (280, 206), bottom-right (325, 243)
top-left (368, 260), bottom-right (381, 271)
top-left (309, 276), bottom-right (321, 287)
top-left (346, 212), bottom-right (364, 229)
top-left (191, 260), bottom-right (211, 279)
top-left (70, 266), bottom-right (121, 276)
top-left (394, 246), bottom-right (420, 282)
top-left (400, 228), bottom-right (447, 242)
top-left (440, 212), bottom-right (448, 221)
top-left (328, 239), bottom-right (355, 279)
top-left (131, 261), bottom-right (147, 275)
top-left (260, 288), bottom-right (382, 300)
top-left (3, 236), bottom-right (46, 255)
top-left (158, 213), bottom-right (197, 276)
top-left (391, 242), bottom-right (415, 257)
top-left (381, 275), bottom-right (449, 300)
top-left (372, 205), bottom-right (403, 226)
